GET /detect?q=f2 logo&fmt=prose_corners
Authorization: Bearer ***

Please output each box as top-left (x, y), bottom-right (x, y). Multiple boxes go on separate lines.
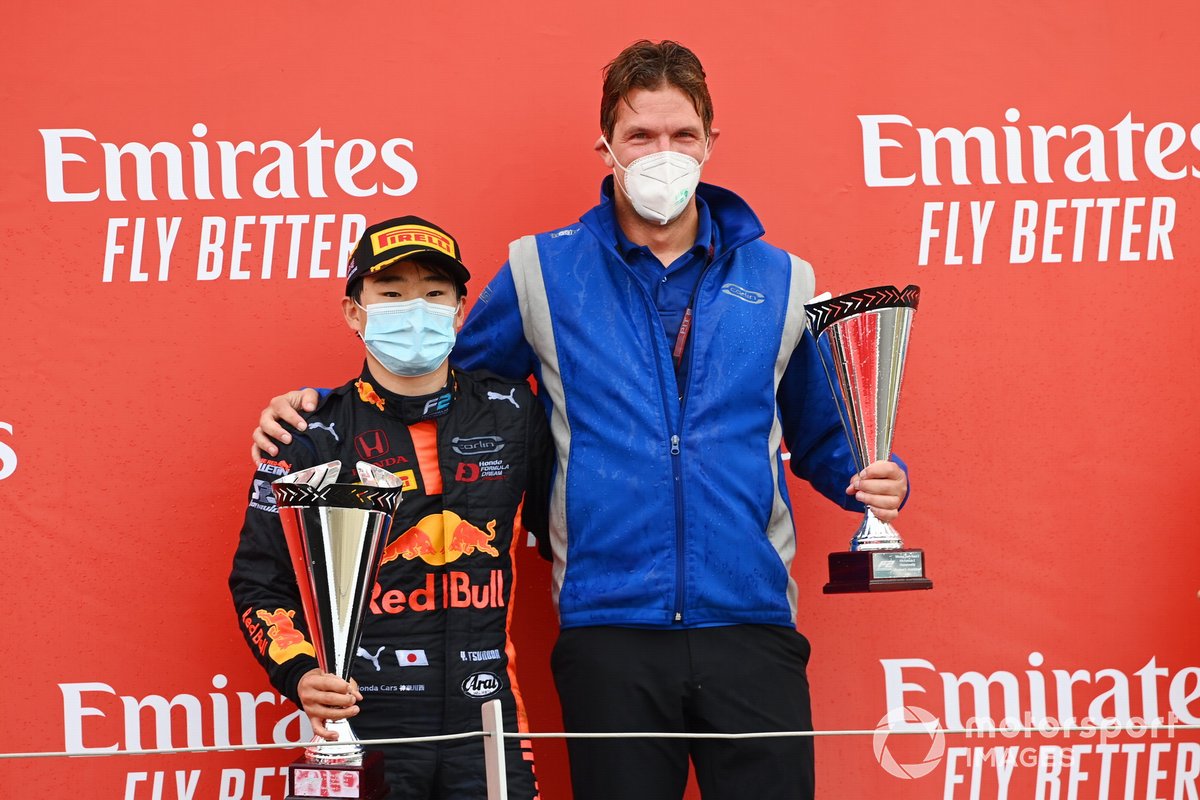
top-left (0, 422), bottom-right (16, 481)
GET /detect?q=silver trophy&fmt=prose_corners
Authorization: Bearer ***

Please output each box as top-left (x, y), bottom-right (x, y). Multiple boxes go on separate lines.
top-left (272, 460), bottom-right (403, 799)
top-left (805, 285), bottom-right (932, 593)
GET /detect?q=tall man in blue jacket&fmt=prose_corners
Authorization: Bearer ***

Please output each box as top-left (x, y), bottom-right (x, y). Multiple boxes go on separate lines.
top-left (254, 40), bottom-right (908, 800)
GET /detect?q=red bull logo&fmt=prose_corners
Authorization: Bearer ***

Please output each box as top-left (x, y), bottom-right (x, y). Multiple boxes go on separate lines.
top-left (240, 607), bottom-right (268, 656)
top-left (380, 512), bottom-right (499, 566)
top-left (355, 379), bottom-right (386, 410)
top-left (383, 522), bottom-right (437, 562)
top-left (254, 608), bottom-right (316, 665)
top-left (449, 518), bottom-right (499, 557)
top-left (370, 570), bottom-right (506, 615)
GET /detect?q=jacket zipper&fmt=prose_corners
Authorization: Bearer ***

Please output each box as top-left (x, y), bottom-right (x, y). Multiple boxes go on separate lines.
top-left (609, 232), bottom-right (725, 627)
top-left (641, 296), bottom-right (685, 625)
top-left (670, 431), bottom-right (684, 622)
top-left (670, 251), bottom-right (720, 624)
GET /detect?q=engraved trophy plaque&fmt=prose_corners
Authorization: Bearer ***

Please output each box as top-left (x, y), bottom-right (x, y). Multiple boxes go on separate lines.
top-left (805, 285), bottom-right (933, 593)
top-left (272, 461), bottom-right (404, 800)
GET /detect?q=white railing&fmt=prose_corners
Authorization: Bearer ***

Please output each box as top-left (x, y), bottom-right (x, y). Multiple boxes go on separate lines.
top-left (2, 702), bottom-right (1195, 800)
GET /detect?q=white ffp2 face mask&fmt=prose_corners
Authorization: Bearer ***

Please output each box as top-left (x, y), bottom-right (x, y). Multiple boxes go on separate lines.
top-left (602, 138), bottom-right (705, 225)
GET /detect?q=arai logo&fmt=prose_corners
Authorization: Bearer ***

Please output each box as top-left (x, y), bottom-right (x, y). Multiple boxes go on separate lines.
top-left (461, 672), bottom-right (502, 698)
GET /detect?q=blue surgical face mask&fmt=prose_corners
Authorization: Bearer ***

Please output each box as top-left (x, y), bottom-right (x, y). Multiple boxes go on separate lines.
top-left (357, 298), bottom-right (458, 377)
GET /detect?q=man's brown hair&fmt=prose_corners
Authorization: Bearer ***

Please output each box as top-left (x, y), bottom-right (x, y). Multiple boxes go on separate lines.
top-left (600, 40), bottom-right (713, 140)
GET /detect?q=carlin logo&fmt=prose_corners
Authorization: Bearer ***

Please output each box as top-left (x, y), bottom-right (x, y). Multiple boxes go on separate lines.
top-left (873, 705), bottom-right (945, 780)
top-left (380, 511), bottom-right (499, 566)
top-left (721, 282), bottom-right (765, 304)
top-left (461, 672), bottom-right (502, 698)
top-left (451, 435), bottom-right (505, 456)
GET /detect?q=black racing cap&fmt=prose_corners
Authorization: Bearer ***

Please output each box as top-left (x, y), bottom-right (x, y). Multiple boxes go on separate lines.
top-left (345, 216), bottom-right (470, 296)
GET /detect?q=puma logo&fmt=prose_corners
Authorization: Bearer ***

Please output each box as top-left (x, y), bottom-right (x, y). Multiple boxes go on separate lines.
top-left (357, 645), bottom-right (385, 672)
top-left (486, 388), bottom-right (519, 409)
top-left (308, 421), bottom-right (339, 442)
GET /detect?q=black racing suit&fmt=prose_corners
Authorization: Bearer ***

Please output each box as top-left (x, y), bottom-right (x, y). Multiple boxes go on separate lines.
top-left (230, 365), bottom-right (551, 799)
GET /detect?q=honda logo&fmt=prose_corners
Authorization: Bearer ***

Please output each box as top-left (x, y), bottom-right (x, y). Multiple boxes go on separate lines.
top-left (355, 430), bottom-right (390, 460)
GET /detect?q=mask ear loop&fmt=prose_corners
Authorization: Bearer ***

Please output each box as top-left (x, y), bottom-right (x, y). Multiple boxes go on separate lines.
top-left (352, 299), bottom-right (367, 341)
top-left (698, 134), bottom-right (712, 168)
top-left (600, 136), bottom-right (636, 206)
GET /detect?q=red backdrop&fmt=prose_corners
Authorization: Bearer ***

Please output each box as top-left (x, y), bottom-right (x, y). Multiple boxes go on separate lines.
top-left (3, 1), bottom-right (1198, 798)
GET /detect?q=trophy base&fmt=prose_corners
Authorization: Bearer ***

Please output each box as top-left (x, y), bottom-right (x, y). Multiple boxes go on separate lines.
top-left (286, 750), bottom-right (388, 800)
top-left (823, 548), bottom-right (932, 594)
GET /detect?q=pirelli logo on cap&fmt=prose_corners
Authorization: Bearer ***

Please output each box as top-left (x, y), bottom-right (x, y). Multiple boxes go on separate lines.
top-left (370, 224), bottom-right (457, 259)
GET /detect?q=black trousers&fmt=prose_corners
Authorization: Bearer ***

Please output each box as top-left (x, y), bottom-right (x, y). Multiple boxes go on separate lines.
top-left (353, 694), bottom-right (538, 799)
top-left (551, 625), bottom-right (815, 800)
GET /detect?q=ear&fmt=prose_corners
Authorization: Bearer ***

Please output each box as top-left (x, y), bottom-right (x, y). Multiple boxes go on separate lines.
top-left (342, 296), bottom-right (365, 335)
top-left (704, 128), bottom-right (720, 162)
top-left (595, 135), bottom-right (616, 169)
